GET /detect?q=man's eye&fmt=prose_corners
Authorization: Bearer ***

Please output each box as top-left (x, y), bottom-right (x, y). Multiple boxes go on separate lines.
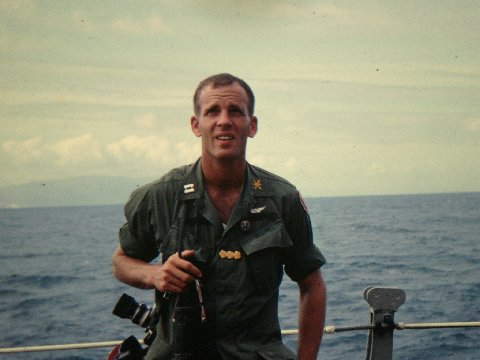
top-left (230, 107), bottom-right (244, 115)
top-left (205, 108), bottom-right (219, 115)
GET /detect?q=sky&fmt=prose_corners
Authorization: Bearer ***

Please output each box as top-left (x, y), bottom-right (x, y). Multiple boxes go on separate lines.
top-left (1, 0), bottom-right (479, 198)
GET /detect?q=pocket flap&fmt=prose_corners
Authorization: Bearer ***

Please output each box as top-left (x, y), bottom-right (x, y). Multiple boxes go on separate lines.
top-left (240, 220), bottom-right (292, 255)
top-left (160, 228), bottom-right (209, 264)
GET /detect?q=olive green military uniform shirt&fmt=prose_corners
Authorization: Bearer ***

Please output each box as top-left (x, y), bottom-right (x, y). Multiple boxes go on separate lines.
top-left (119, 158), bottom-right (326, 360)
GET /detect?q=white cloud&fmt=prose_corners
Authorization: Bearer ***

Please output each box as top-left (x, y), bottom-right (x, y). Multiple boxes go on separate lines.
top-left (1, 88), bottom-right (187, 108)
top-left (0, 23), bottom-right (11, 50)
top-left (111, 13), bottom-right (172, 35)
top-left (0, 1), bottom-right (60, 53)
top-left (368, 162), bottom-right (385, 175)
top-left (0, 30), bottom-right (56, 54)
top-left (1, 61), bottom-right (147, 81)
top-left (50, 134), bottom-right (103, 165)
top-left (0, 0), bottom-right (37, 19)
top-left (464, 118), bottom-right (480, 132)
top-left (107, 135), bottom-right (170, 164)
top-left (146, 13), bottom-right (172, 34)
top-left (134, 113), bottom-right (157, 129)
top-left (173, 141), bottom-right (201, 164)
top-left (367, 162), bottom-right (413, 176)
top-left (248, 153), bottom-right (268, 168)
top-left (2, 137), bottom-right (43, 163)
top-left (2, 133), bottom-right (199, 181)
top-left (284, 157), bottom-right (298, 170)
top-left (105, 135), bottom-right (200, 173)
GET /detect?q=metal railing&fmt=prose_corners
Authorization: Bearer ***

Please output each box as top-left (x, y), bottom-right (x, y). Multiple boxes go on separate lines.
top-left (1, 287), bottom-right (479, 358)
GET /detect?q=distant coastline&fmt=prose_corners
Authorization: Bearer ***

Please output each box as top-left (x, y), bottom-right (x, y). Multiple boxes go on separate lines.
top-left (0, 176), bottom-right (152, 209)
top-left (1, 176), bottom-right (478, 209)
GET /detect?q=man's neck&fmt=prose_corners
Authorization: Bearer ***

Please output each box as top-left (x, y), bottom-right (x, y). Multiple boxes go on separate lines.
top-left (201, 157), bottom-right (246, 191)
top-left (201, 157), bottom-right (246, 224)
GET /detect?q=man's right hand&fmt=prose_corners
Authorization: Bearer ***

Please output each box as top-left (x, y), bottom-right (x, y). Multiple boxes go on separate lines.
top-left (154, 250), bottom-right (202, 293)
top-left (112, 246), bottom-right (202, 292)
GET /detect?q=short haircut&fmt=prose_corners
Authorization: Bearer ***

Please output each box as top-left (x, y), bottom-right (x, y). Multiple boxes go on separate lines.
top-left (193, 73), bottom-right (255, 116)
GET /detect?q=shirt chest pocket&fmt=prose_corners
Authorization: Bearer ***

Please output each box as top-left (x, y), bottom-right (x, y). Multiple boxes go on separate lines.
top-left (160, 226), bottom-right (183, 263)
top-left (240, 219), bottom-right (293, 293)
top-left (160, 224), bottom-right (211, 267)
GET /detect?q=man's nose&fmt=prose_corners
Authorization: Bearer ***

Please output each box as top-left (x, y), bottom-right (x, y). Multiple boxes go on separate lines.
top-left (216, 110), bottom-right (232, 126)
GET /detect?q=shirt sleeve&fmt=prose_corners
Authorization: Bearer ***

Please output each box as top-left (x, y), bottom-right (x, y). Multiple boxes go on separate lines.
top-left (119, 185), bottom-right (159, 263)
top-left (283, 191), bottom-right (326, 282)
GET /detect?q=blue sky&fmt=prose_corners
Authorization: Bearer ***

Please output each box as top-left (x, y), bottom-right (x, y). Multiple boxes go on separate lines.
top-left (1, 1), bottom-right (479, 197)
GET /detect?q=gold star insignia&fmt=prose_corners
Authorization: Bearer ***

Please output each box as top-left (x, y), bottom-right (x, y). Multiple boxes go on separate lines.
top-left (252, 179), bottom-right (262, 190)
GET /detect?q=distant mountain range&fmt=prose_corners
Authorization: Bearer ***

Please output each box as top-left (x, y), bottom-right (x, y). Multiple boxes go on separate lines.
top-left (0, 176), bottom-right (154, 208)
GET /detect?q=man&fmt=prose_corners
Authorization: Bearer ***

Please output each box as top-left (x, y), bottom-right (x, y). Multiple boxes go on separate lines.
top-left (112, 73), bottom-right (326, 360)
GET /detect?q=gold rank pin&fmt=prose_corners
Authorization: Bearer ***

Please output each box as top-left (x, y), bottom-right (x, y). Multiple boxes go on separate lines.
top-left (252, 178), bottom-right (262, 190)
top-left (219, 250), bottom-right (242, 260)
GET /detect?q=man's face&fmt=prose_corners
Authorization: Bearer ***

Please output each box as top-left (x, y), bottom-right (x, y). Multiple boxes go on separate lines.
top-left (191, 83), bottom-right (257, 163)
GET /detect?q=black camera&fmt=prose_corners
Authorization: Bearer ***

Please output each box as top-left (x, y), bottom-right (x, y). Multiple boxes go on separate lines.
top-left (113, 293), bottom-right (157, 329)
top-left (109, 294), bottom-right (160, 360)
top-left (111, 284), bottom-right (208, 360)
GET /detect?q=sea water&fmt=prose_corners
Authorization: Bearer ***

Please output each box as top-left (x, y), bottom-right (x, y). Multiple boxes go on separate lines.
top-left (0, 193), bottom-right (479, 359)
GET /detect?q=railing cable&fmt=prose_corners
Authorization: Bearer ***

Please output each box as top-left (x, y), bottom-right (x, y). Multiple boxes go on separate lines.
top-left (1, 322), bottom-right (479, 354)
top-left (396, 321), bottom-right (480, 330)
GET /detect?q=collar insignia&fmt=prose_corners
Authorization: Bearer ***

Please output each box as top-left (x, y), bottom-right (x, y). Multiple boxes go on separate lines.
top-left (252, 179), bottom-right (262, 190)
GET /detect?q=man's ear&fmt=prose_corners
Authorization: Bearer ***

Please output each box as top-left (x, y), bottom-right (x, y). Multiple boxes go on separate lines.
top-left (191, 115), bottom-right (201, 137)
top-left (248, 116), bottom-right (258, 138)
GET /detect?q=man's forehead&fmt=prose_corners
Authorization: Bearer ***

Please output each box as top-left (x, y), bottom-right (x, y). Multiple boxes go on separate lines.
top-left (199, 83), bottom-right (248, 106)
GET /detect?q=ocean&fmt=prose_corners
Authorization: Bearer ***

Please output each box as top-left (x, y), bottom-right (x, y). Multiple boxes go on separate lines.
top-left (1, 193), bottom-right (479, 359)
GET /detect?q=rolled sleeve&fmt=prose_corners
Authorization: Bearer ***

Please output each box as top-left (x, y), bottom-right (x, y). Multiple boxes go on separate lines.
top-left (283, 192), bottom-right (326, 282)
top-left (119, 223), bottom-right (158, 262)
top-left (119, 185), bottom-right (159, 263)
top-left (285, 243), bottom-right (325, 282)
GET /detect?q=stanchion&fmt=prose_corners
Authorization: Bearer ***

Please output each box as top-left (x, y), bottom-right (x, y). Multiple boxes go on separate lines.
top-left (364, 287), bottom-right (406, 360)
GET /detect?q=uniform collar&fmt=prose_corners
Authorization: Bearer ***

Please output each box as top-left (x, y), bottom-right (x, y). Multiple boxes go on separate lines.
top-left (224, 162), bottom-right (274, 231)
top-left (176, 158), bottom-right (273, 201)
top-left (244, 162), bottom-right (273, 198)
top-left (176, 159), bottom-right (275, 230)
top-left (176, 158), bottom-right (204, 201)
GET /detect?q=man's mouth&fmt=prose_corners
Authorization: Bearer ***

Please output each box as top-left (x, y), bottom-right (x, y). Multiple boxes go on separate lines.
top-left (216, 136), bottom-right (233, 140)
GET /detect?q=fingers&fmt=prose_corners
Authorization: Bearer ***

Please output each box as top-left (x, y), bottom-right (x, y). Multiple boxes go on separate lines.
top-left (176, 250), bottom-right (203, 278)
top-left (153, 251), bottom-right (202, 293)
top-left (180, 249), bottom-right (196, 261)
